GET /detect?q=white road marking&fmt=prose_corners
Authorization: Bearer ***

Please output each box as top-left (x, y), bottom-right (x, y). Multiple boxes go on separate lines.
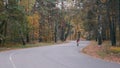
top-left (9, 53), bottom-right (17, 68)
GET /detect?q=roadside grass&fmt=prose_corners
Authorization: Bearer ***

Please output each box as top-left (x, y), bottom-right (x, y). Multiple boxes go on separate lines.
top-left (101, 41), bottom-right (120, 56)
top-left (97, 51), bottom-right (107, 59)
top-left (110, 47), bottom-right (120, 53)
top-left (0, 41), bottom-right (68, 52)
top-left (0, 42), bottom-right (55, 52)
top-left (110, 47), bottom-right (120, 55)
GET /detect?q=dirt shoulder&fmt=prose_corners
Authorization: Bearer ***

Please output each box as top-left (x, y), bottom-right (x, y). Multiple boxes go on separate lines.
top-left (82, 41), bottom-right (120, 64)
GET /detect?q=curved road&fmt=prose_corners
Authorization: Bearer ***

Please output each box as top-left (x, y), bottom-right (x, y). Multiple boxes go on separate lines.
top-left (0, 41), bottom-right (120, 68)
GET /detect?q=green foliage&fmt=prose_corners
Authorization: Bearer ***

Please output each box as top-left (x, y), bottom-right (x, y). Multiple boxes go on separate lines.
top-left (84, 9), bottom-right (97, 31)
top-left (0, 12), bottom-right (8, 21)
top-left (20, 0), bottom-right (36, 12)
top-left (1, 0), bottom-right (119, 47)
top-left (0, 0), bottom-right (29, 45)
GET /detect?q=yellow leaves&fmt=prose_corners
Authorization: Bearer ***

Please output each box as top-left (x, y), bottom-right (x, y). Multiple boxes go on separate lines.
top-left (27, 12), bottom-right (40, 39)
top-left (27, 16), bottom-right (33, 27)
top-left (100, 0), bottom-right (107, 3)
top-left (33, 12), bottom-right (40, 25)
top-left (27, 12), bottom-right (40, 28)
top-left (110, 47), bottom-right (120, 54)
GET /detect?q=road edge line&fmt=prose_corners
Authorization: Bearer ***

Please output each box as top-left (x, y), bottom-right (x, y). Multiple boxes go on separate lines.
top-left (9, 53), bottom-right (17, 68)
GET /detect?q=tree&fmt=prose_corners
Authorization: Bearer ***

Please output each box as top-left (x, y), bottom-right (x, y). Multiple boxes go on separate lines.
top-left (8, 0), bottom-right (28, 45)
top-left (0, 0), bottom-right (29, 45)
top-left (34, 0), bottom-right (56, 42)
top-left (106, 0), bottom-right (119, 46)
top-left (0, 0), bottom-right (8, 45)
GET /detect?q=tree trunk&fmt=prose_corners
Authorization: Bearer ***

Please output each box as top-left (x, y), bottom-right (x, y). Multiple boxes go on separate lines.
top-left (0, 20), bottom-right (7, 45)
top-left (60, 27), bottom-right (65, 41)
top-left (64, 24), bottom-right (72, 41)
top-left (109, 16), bottom-right (116, 46)
top-left (26, 33), bottom-right (29, 43)
top-left (106, 1), bottom-right (116, 46)
top-left (39, 15), bottom-right (44, 42)
top-left (111, 17), bottom-right (116, 46)
top-left (3, 20), bottom-right (7, 44)
top-left (0, 22), bottom-right (4, 45)
top-left (118, 1), bottom-right (120, 46)
top-left (97, 15), bottom-right (102, 45)
top-left (20, 31), bottom-right (26, 45)
top-left (21, 36), bottom-right (26, 45)
top-left (102, 21), bottom-right (107, 41)
top-left (54, 21), bottom-right (58, 43)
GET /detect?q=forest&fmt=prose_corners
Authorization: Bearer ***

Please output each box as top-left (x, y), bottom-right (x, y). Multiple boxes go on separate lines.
top-left (0, 0), bottom-right (120, 47)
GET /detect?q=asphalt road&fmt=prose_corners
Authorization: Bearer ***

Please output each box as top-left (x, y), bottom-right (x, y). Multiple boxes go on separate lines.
top-left (0, 41), bottom-right (120, 68)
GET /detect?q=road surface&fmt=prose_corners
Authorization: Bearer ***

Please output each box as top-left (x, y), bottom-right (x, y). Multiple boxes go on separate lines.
top-left (0, 41), bottom-right (120, 68)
